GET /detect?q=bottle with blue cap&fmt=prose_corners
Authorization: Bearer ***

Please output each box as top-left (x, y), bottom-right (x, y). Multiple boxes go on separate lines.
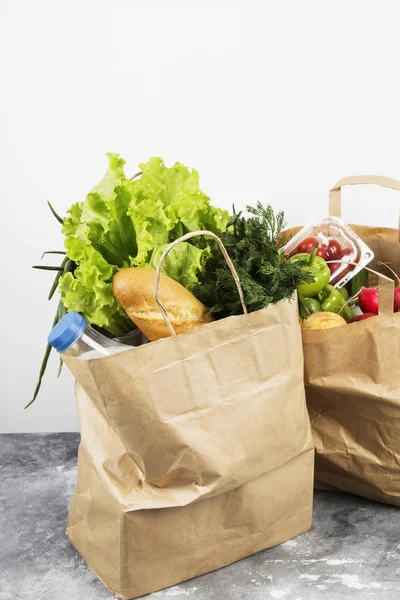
top-left (48, 311), bottom-right (130, 359)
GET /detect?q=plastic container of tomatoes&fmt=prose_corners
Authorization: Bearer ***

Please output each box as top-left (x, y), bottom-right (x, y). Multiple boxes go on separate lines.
top-left (283, 216), bottom-right (374, 289)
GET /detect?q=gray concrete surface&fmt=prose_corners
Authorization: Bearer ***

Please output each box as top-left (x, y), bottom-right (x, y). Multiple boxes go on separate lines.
top-left (1, 433), bottom-right (400, 600)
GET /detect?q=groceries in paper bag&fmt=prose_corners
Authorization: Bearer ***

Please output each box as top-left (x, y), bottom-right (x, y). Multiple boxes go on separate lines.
top-left (30, 154), bottom-right (400, 403)
top-left (282, 216), bottom-right (399, 330)
top-left (30, 153), bottom-right (319, 403)
top-left (30, 154), bottom-right (317, 599)
top-left (31, 155), bottom-right (400, 410)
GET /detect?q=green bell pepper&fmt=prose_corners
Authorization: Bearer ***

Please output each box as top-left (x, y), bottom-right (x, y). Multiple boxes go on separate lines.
top-left (317, 284), bottom-right (352, 321)
top-left (339, 287), bottom-right (349, 301)
top-left (289, 248), bottom-right (331, 298)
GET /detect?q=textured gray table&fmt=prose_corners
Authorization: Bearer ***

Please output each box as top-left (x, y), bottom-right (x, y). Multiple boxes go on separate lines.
top-left (1, 434), bottom-right (400, 600)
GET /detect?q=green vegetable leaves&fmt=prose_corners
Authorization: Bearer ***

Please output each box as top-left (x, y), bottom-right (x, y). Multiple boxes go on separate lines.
top-left (59, 154), bottom-right (229, 336)
top-left (194, 203), bottom-right (313, 318)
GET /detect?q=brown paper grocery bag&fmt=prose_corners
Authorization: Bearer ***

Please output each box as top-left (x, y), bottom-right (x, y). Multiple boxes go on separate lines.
top-left (63, 231), bottom-right (314, 599)
top-left (296, 177), bottom-right (400, 506)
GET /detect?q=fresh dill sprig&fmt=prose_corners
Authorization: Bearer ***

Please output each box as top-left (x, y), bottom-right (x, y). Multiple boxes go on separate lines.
top-left (194, 202), bottom-right (313, 317)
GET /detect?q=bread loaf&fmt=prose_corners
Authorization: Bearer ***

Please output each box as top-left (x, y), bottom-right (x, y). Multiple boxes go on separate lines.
top-left (113, 267), bottom-right (213, 341)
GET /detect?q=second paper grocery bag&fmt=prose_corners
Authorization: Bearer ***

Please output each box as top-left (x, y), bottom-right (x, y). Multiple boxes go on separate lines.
top-left (301, 177), bottom-right (400, 506)
top-left (63, 232), bottom-right (314, 599)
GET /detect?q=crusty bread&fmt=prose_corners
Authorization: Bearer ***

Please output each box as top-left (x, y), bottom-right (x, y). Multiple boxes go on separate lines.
top-left (113, 267), bottom-right (213, 341)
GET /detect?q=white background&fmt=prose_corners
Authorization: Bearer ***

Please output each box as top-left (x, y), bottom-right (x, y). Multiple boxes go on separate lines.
top-left (1, 0), bottom-right (399, 433)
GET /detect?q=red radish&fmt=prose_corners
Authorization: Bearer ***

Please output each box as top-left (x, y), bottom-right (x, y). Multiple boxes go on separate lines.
top-left (395, 287), bottom-right (400, 312)
top-left (348, 313), bottom-right (377, 323)
top-left (378, 262), bottom-right (400, 312)
top-left (358, 287), bottom-right (379, 314)
top-left (297, 236), bottom-right (318, 254)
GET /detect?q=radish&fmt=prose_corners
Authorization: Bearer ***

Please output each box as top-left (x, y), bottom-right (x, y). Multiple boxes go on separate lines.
top-left (395, 286), bottom-right (400, 312)
top-left (348, 313), bottom-right (377, 323)
top-left (377, 262), bottom-right (400, 312)
top-left (358, 287), bottom-right (379, 314)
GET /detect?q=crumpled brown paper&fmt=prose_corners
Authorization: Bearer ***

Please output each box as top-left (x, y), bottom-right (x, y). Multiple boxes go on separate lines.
top-left (63, 297), bottom-right (314, 599)
top-left (303, 311), bottom-right (400, 506)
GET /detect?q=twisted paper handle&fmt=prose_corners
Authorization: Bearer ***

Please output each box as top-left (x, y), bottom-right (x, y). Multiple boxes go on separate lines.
top-left (154, 230), bottom-right (248, 336)
top-left (327, 261), bottom-right (395, 316)
top-left (329, 175), bottom-right (400, 240)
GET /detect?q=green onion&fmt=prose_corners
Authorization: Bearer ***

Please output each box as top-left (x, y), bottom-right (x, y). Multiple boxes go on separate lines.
top-left (32, 265), bottom-right (64, 271)
top-left (47, 201), bottom-right (64, 224)
top-left (25, 300), bottom-right (64, 409)
top-left (41, 250), bottom-right (66, 259)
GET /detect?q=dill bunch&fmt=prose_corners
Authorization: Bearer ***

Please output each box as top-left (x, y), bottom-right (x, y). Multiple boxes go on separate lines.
top-left (194, 202), bottom-right (313, 318)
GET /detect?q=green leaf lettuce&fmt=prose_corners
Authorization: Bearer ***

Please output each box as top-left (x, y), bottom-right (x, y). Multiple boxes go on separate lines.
top-left (59, 154), bottom-right (229, 336)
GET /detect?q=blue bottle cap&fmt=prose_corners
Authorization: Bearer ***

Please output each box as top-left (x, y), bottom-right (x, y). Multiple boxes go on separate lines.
top-left (48, 311), bottom-right (88, 352)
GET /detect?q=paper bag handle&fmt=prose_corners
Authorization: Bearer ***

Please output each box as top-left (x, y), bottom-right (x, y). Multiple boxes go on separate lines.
top-left (329, 175), bottom-right (400, 241)
top-left (331, 261), bottom-right (394, 316)
top-left (154, 230), bottom-right (248, 336)
top-left (377, 274), bottom-right (395, 315)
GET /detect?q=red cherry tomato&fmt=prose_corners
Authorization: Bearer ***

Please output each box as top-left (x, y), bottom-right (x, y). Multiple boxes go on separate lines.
top-left (297, 236), bottom-right (318, 254)
top-left (315, 246), bottom-right (328, 260)
top-left (324, 239), bottom-right (342, 261)
top-left (330, 248), bottom-right (357, 281)
top-left (330, 265), bottom-right (351, 287)
top-left (340, 247), bottom-right (356, 261)
top-left (329, 262), bottom-right (341, 275)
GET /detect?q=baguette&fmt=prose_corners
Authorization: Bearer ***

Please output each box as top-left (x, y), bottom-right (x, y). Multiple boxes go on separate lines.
top-left (113, 267), bottom-right (213, 341)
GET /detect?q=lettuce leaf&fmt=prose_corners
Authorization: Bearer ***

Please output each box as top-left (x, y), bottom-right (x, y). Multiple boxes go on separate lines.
top-left (59, 154), bottom-right (229, 336)
top-left (148, 242), bottom-right (206, 291)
